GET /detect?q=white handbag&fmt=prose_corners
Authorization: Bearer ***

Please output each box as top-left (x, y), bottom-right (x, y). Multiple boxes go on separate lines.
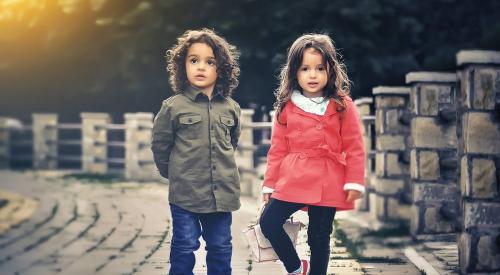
top-left (243, 207), bottom-right (303, 263)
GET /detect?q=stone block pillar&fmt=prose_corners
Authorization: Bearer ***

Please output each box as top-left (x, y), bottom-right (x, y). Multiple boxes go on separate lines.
top-left (81, 113), bottom-right (110, 174)
top-left (456, 50), bottom-right (500, 274)
top-left (0, 118), bottom-right (10, 169)
top-left (371, 87), bottom-right (412, 222)
top-left (354, 97), bottom-right (374, 211)
top-left (406, 72), bottom-right (460, 241)
top-left (125, 113), bottom-right (158, 181)
top-left (235, 109), bottom-right (255, 196)
top-left (32, 114), bottom-right (58, 169)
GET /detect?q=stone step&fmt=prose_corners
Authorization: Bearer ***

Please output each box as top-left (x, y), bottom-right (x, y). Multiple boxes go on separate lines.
top-left (0, 194), bottom-right (77, 270)
top-left (7, 198), bottom-right (95, 273)
top-left (0, 195), bottom-right (53, 249)
top-left (22, 197), bottom-right (121, 274)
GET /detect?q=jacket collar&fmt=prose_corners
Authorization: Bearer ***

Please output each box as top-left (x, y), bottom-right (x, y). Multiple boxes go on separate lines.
top-left (291, 90), bottom-right (329, 115)
top-left (183, 85), bottom-right (224, 102)
top-left (291, 98), bottom-right (338, 121)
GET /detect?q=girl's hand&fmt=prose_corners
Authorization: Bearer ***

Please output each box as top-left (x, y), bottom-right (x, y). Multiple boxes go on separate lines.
top-left (345, 190), bottom-right (362, 203)
top-left (262, 193), bottom-right (271, 204)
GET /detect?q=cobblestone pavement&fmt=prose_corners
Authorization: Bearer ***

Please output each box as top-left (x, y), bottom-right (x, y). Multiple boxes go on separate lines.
top-left (0, 170), bottom-right (450, 275)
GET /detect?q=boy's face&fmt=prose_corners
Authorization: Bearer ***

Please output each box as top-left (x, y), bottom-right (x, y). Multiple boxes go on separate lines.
top-left (185, 42), bottom-right (218, 94)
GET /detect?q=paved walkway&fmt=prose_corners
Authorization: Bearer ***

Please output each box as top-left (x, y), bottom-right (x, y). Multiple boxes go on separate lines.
top-left (0, 171), bottom-right (455, 274)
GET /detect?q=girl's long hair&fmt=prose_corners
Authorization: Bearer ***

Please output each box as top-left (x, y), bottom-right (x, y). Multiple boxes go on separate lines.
top-left (274, 34), bottom-right (351, 123)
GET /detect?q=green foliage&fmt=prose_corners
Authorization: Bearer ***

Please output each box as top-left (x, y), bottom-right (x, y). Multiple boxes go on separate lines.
top-left (1, 0), bottom-right (499, 121)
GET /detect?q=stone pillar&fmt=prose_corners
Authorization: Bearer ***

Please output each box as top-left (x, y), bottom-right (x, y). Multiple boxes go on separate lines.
top-left (0, 118), bottom-right (10, 169)
top-left (371, 87), bottom-right (412, 222)
top-left (354, 97), bottom-right (374, 211)
top-left (32, 114), bottom-right (58, 169)
top-left (81, 113), bottom-right (110, 174)
top-left (406, 72), bottom-right (460, 241)
top-left (125, 113), bottom-right (158, 181)
top-left (235, 109), bottom-right (255, 196)
top-left (456, 50), bottom-right (500, 274)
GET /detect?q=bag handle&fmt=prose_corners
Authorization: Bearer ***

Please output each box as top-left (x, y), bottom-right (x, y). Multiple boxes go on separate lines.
top-left (256, 203), bottom-right (295, 225)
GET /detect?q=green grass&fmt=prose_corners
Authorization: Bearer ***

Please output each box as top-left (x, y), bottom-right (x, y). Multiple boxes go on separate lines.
top-left (62, 172), bottom-right (124, 184)
top-left (361, 222), bottom-right (410, 238)
top-left (334, 220), bottom-right (407, 265)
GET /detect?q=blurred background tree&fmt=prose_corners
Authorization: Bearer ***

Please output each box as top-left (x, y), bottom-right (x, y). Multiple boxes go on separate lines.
top-left (1, 0), bottom-right (499, 122)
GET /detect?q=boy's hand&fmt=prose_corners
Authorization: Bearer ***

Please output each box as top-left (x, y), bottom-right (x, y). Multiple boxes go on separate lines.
top-left (262, 193), bottom-right (271, 204)
top-left (345, 190), bottom-right (362, 203)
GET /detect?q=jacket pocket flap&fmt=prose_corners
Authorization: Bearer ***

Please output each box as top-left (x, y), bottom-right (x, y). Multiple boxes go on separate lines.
top-left (220, 115), bottom-right (235, 127)
top-left (179, 114), bottom-right (202, 125)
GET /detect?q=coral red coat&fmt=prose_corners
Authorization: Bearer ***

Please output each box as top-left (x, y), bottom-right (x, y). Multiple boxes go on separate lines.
top-left (263, 97), bottom-right (365, 210)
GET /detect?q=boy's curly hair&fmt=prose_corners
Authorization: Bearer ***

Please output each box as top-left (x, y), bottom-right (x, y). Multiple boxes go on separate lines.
top-left (166, 28), bottom-right (240, 97)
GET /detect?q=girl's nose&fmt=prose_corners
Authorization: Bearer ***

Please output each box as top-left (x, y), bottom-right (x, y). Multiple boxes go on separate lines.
top-left (197, 63), bottom-right (206, 70)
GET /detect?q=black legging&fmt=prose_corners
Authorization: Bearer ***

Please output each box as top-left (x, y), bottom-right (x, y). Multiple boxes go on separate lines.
top-left (260, 198), bottom-right (337, 275)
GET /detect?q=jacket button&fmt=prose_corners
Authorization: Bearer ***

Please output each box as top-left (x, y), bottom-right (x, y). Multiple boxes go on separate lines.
top-left (188, 118), bottom-right (192, 123)
top-left (213, 185), bottom-right (218, 190)
top-left (212, 166), bottom-right (216, 170)
top-left (316, 124), bottom-right (323, 130)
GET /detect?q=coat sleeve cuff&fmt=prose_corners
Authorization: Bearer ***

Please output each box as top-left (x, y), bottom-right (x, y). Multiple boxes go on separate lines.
top-left (344, 183), bottom-right (365, 193)
top-left (262, 186), bottom-right (274, 194)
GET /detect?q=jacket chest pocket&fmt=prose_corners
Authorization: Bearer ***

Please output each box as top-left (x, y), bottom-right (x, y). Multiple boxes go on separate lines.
top-left (178, 114), bottom-right (202, 140)
top-left (219, 114), bottom-right (235, 147)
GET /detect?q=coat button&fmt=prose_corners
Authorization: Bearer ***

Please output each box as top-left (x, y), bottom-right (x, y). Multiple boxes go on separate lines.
top-left (188, 118), bottom-right (192, 123)
top-left (213, 185), bottom-right (218, 190)
top-left (316, 124), bottom-right (323, 130)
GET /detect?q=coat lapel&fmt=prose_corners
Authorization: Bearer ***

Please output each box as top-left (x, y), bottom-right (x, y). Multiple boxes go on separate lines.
top-left (291, 102), bottom-right (321, 121)
top-left (290, 99), bottom-right (338, 122)
top-left (323, 99), bottom-right (338, 118)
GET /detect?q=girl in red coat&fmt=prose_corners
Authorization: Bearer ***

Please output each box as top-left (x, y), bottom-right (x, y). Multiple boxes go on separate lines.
top-left (260, 33), bottom-right (365, 275)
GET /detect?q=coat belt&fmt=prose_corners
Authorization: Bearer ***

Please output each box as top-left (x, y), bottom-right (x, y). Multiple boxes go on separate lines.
top-left (290, 144), bottom-right (346, 166)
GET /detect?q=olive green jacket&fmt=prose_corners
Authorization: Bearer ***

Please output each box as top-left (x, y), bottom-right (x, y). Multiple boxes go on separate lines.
top-left (151, 86), bottom-right (241, 213)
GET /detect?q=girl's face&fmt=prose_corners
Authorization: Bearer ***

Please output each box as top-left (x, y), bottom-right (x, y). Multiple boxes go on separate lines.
top-left (185, 42), bottom-right (218, 94)
top-left (296, 48), bottom-right (327, 98)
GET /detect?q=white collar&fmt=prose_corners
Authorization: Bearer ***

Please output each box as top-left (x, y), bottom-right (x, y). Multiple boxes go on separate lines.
top-left (291, 90), bottom-right (329, 115)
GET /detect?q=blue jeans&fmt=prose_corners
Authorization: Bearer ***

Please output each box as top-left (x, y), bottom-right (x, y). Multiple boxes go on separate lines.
top-left (169, 203), bottom-right (232, 275)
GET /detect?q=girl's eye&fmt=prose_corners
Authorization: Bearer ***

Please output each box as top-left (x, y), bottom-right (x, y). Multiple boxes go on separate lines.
top-left (189, 58), bottom-right (198, 64)
top-left (318, 66), bottom-right (326, 71)
top-left (207, 60), bottom-right (216, 66)
top-left (301, 67), bottom-right (309, 72)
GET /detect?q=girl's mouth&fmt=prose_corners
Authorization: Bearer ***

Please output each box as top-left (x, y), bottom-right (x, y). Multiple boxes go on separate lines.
top-left (195, 75), bottom-right (206, 80)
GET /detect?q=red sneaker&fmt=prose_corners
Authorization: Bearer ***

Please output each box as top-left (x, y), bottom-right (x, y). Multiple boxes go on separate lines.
top-left (301, 259), bottom-right (310, 275)
top-left (288, 260), bottom-right (310, 275)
